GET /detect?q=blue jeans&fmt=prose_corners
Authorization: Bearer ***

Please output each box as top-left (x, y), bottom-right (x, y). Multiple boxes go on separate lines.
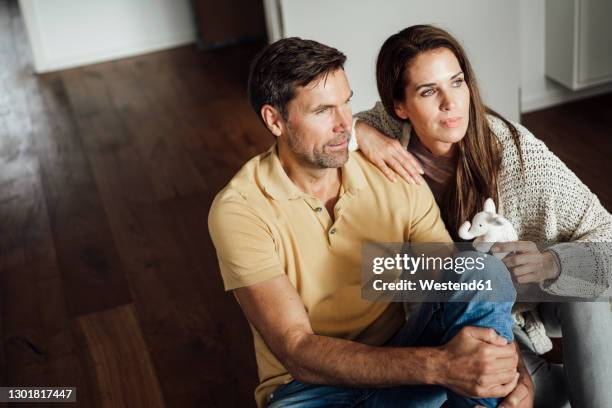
top-left (267, 251), bottom-right (516, 407)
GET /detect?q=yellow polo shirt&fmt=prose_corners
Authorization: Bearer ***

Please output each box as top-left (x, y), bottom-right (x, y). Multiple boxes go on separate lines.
top-left (208, 144), bottom-right (451, 407)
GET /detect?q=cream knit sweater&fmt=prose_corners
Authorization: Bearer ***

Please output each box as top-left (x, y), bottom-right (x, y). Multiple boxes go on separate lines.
top-left (356, 103), bottom-right (612, 353)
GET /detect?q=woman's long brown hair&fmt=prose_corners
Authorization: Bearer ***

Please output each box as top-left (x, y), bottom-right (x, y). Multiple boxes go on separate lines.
top-left (376, 25), bottom-right (524, 239)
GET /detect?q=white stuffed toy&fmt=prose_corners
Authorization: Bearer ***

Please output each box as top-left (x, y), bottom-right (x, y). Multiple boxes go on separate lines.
top-left (458, 198), bottom-right (553, 354)
top-left (458, 197), bottom-right (518, 259)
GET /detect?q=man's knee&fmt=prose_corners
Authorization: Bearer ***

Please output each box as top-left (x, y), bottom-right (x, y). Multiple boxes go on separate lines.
top-left (452, 250), bottom-right (515, 302)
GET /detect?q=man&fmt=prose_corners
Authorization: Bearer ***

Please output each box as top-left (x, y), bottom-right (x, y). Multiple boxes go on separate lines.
top-left (208, 38), bottom-right (532, 407)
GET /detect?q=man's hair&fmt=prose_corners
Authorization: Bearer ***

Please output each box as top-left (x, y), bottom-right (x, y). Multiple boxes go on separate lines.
top-left (247, 37), bottom-right (346, 121)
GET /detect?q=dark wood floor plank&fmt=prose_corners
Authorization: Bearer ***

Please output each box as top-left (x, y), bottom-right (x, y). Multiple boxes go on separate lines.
top-left (70, 67), bottom-right (257, 401)
top-left (86, 144), bottom-right (257, 405)
top-left (96, 60), bottom-right (209, 201)
top-left (76, 304), bottom-right (165, 408)
top-left (155, 193), bottom-right (259, 406)
top-left (32, 75), bottom-right (132, 316)
top-left (1, 263), bottom-right (99, 407)
top-left (0, 0), bottom-right (37, 273)
top-left (60, 69), bottom-right (131, 155)
top-left (522, 93), bottom-right (612, 210)
top-left (0, 1), bottom-right (84, 397)
top-left (0, 25), bottom-right (99, 401)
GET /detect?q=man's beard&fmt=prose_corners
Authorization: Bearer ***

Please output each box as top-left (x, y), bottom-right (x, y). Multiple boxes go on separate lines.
top-left (285, 128), bottom-right (350, 169)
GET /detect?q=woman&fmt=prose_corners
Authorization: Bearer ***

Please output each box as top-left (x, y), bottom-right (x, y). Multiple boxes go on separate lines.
top-left (352, 25), bottom-right (612, 408)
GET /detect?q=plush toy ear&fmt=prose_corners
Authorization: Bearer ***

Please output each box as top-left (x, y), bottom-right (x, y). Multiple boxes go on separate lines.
top-left (492, 215), bottom-right (505, 226)
top-left (483, 198), bottom-right (496, 214)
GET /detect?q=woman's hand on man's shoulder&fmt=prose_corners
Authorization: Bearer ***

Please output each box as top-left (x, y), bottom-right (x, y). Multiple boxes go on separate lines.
top-left (355, 120), bottom-right (424, 185)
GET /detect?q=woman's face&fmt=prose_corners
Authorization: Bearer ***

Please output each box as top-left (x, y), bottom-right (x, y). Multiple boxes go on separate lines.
top-left (394, 48), bottom-right (470, 156)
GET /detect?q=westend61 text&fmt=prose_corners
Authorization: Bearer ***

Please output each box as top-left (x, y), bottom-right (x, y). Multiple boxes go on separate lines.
top-left (372, 279), bottom-right (493, 291)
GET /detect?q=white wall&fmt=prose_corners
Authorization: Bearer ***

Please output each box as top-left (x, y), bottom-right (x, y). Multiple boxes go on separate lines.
top-left (279, 0), bottom-right (520, 121)
top-left (19, 0), bottom-right (195, 73)
top-left (519, 0), bottom-right (612, 112)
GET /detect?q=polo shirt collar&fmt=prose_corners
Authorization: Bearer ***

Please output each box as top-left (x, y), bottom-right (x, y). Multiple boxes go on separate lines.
top-left (261, 143), bottom-right (367, 200)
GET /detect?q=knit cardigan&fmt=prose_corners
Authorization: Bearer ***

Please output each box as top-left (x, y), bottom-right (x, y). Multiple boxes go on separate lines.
top-left (355, 103), bottom-right (612, 352)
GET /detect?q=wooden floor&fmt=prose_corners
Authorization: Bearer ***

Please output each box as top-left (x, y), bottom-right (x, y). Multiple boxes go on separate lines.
top-left (522, 95), bottom-right (612, 210)
top-left (0, 1), bottom-right (610, 407)
top-left (0, 1), bottom-right (270, 406)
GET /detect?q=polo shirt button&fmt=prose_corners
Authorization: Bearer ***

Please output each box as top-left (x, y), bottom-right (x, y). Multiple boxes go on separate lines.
top-left (330, 228), bottom-right (336, 234)
top-left (315, 207), bottom-right (323, 212)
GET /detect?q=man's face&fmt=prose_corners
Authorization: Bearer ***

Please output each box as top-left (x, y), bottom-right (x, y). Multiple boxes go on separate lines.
top-left (282, 69), bottom-right (353, 169)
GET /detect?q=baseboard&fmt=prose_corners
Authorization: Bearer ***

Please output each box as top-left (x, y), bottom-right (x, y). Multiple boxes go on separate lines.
top-left (34, 31), bottom-right (196, 73)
